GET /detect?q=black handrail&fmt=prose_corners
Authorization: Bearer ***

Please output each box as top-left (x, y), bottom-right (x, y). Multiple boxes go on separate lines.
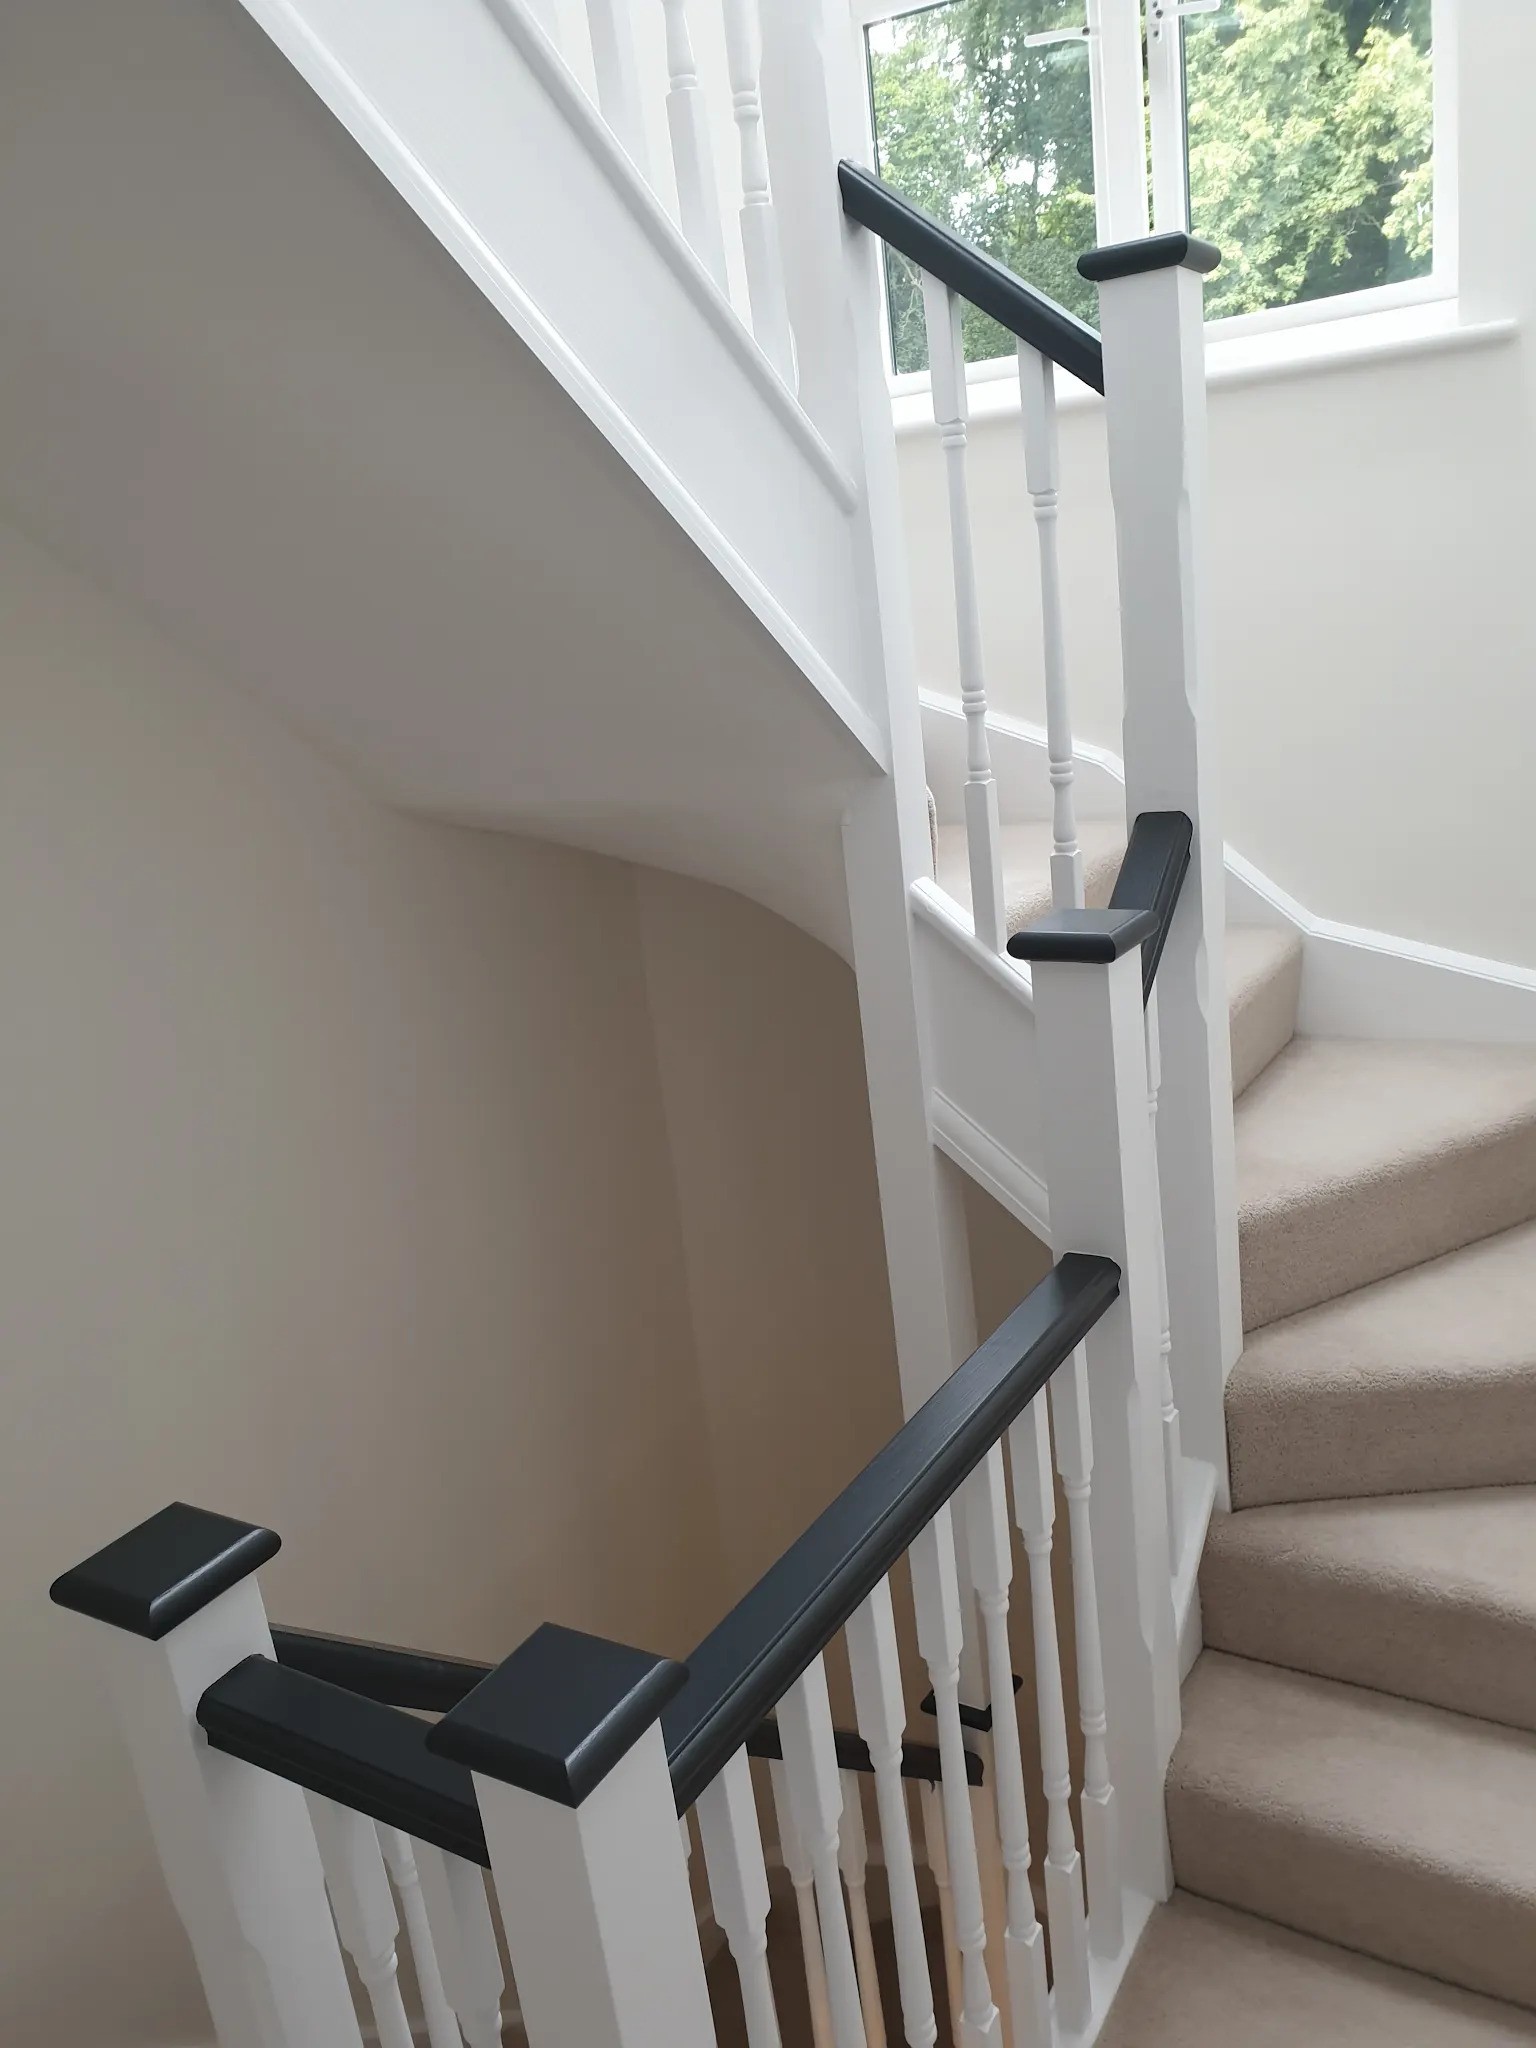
top-left (1006, 811), bottom-right (1192, 1007)
top-left (662, 1254), bottom-right (1120, 1812)
top-left (198, 1655), bottom-right (491, 1867)
top-left (270, 1626), bottom-right (978, 1787)
top-left (1109, 810), bottom-right (1193, 1003)
top-left (838, 161), bottom-right (1105, 396)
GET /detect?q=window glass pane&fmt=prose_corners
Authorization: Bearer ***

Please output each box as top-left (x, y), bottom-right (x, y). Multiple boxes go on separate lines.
top-left (1183, 0), bottom-right (1434, 320)
top-left (865, 2), bottom-right (1099, 374)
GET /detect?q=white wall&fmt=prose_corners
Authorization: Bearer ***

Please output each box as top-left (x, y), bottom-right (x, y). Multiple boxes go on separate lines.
top-left (898, 4), bottom-right (1536, 969)
top-left (0, 520), bottom-right (727, 2048)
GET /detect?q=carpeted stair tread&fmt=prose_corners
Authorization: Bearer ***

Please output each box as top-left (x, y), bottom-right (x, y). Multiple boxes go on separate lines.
top-left (932, 817), bottom-right (1125, 934)
top-left (1235, 1037), bottom-right (1536, 1330)
top-left (1201, 1487), bottom-right (1536, 1731)
top-left (1097, 1892), bottom-right (1536, 2047)
top-left (1226, 1221), bottom-right (1536, 1506)
top-left (1169, 1651), bottom-right (1536, 2009)
top-left (1226, 925), bottom-right (1303, 1097)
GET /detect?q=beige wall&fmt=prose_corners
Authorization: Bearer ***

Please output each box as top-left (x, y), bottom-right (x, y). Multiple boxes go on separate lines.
top-left (636, 868), bottom-right (906, 1596)
top-left (0, 521), bottom-right (726, 2048)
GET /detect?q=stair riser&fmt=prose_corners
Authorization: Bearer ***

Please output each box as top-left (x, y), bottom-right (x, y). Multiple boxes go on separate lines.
top-left (1168, 1789), bottom-right (1536, 2011)
top-left (1200, 1552), bottom-right (1536, 1735)
top-left (1241, 1132), bottom-right (1536, 1330)
top-left (1227, 1372), bottom-right (1536, 1507)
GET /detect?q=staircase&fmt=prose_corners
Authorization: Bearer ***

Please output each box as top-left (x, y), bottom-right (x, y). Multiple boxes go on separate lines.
top-left (32, 0), bottom-right (1536, 2043)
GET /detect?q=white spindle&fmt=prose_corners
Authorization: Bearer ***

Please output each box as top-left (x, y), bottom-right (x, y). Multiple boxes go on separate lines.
top-left (962, 1448), bottom-right (1051, 2048)
top-left (778, 1657), bottom-right (868, 2048)
top-left (413, 1845), bottom-right (505, 2048)
top-left (308, 1798), bottom-right (415, 2048)
top-left (376, 1828), bottom-right (462, 2048)
top-left (918, 1779), bottom-right (963, 2042)
top-left (660, 0), bottom-right (729, 289)
top-left (1018, 344), bottom-right (1083, 912)
top-left (1093, 245), bottom-right (1240, 1483)
top-left (771, 1759), bottom-right (836, 2048)
top-left (846, 1580), bottom-right (939, 2048)
top-left (584, 0), bottom-right (650, 172)
top-left (1050, 1350), bottom-right (1124, 1959)
top-left (1008, 1398), bottom-right (1091, 2031)
top-left (838, 1772), bottom-right (888, 2048)
top-left (1147, 994), bottom-right (1183, 1567)
top-left (923, 275), bottom-right (1007, 955)
top-left (697, 1748), bottom-right (783, 2048)
top-left (721, 0), bottom-right (796, 384)
top-left (909, 1508), bottom-right (1003, 2047)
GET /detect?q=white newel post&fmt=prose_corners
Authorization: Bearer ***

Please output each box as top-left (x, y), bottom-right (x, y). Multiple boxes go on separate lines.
top-left (1019, 935), bottom-right (1182, 1901)
top-left (427, 1621), bottom-right (716, 2048)
top-left (1085, 236), bottom-right (1240, 1490)
top-left (49, 1505), bottom-right (365, 2048)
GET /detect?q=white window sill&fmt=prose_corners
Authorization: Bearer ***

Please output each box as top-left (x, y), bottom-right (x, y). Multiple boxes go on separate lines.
top-left (890, 297), bottom-right (1519, 437)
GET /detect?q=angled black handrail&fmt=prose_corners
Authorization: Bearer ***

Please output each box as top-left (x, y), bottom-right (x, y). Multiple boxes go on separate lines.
top-left (1108, 810), bottom-right (1193, 1003)
top-left (662, 1254), bottom-right (1121, 1813)
top-left (198, 1655), bottom-right (491, 1867)
top-left (269, 1626), bottom-right (978, 1786)
top-left (1005, 811), bottom-right (1192, 1007)
top-left (838, 161), bottom-right (1105, 396)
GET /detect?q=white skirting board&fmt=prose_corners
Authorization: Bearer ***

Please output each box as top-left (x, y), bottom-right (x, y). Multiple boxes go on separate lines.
top-left (920, 691), bottom-right (1536, 1045)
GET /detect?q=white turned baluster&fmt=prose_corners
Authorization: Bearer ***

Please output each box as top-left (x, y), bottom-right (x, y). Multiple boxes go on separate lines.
top-left (413, 1845), bottom-right (504, 2048)
top-left (771, 1759), bottom-right (835, 2048)
top-left (846, 1581), bottom-right (938, 2048)
top-left (1147, 993), bottom-right (1183, 1568)
top-left (963, 1449), bottom-right (1051, 2048)
top-left (309, 1797), bottom-right (415, 2048)
top-left (721, 0), bottom-right (796, 384)
top-left (584, 0), bottom-right (650, 173)
top-left (778, 1657), bottom-right (868, 2048)
top-left (1018, 344), bottom-right (1083, 913)
top-left (909, 1508), bottom-right (1002, 2047)
top-left (1008, 1399), bottom-right (1091, 2032)
top-left (660, 0), bottom-right (729, 289)
top-left (376, 1828), bottom-right (461, 2048)
top-left (918, 1779), bottom-right (963, 2040)
top-left (838, 1773), bottom-right (888, 2048)
top-left (1050, 1351), bottom-right (1124, 1960)
top-left (923, 275), bottom-right (1007, 955)
top-left (697, 1749), bottom-right (783, 2048)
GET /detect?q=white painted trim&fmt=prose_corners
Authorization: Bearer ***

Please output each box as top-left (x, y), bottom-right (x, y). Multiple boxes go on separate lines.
top-left (1057, 1887), bottom-right (1157, 2048)
top-left (923, 691), bottom-right (1536, 1044)
top-left (1172, 1456), bottom-right (1216, 1683)
top-left (228, 0), bottom-right (889, 773)
top-left (910, 876), bottom-right (1035, 1007)
top-left (892, 303), bottom-right (1518, 435)
top-left (929, 1089), bottom-right (1051, 1240)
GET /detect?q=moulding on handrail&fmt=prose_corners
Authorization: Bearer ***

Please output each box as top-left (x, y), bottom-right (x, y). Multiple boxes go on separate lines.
top-left (1007, 905), bottom-right (1160, 968)
top-left (661, 1255), bottom-right (1120, 1812)
top-left (198, 1656), bottom-right (490, 1867)
top-left (838, 162), bottom-right (1105, 395)
top-left (270, 1624), bottom-right (492, 1715)
top-left (1107, 810), bottom-right (1194, 1003)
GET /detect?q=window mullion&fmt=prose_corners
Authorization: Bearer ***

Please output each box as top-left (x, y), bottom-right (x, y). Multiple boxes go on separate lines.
top-left (1089, 0), bottom-right (1152, 244)
top-left (1145, 0), bottom-right (1191, 231)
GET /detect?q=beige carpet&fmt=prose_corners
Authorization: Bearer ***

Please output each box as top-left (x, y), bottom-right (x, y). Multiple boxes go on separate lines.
top-left (930, 832), bottom-right (1536, 2033)
top-left (1097, 1893), bottom-right (1536, 2047)
top-left (932, 816), bottom-right (1126, 932)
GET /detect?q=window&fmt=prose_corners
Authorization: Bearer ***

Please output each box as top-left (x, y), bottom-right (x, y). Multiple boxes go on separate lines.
top-left (861, 0), bottom-right (1443, 374)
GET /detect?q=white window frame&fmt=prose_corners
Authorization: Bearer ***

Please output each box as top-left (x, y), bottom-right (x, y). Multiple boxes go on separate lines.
top-left (856, 0), bottom-right (1456, 381)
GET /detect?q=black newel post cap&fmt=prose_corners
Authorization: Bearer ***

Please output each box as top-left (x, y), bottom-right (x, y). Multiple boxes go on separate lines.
top-left (50, 1502), bottom-right (281, 1640)
top-left (1079, 231), bottom-right (1222, 283)
top-left (426, 1622), bottom-right (688, 1808)
top-left (1008, 905), bottom-right (1161, 966)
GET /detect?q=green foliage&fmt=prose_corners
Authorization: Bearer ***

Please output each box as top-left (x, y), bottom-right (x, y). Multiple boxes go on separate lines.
top-left (867, 0), bottom-right (1435, 364)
